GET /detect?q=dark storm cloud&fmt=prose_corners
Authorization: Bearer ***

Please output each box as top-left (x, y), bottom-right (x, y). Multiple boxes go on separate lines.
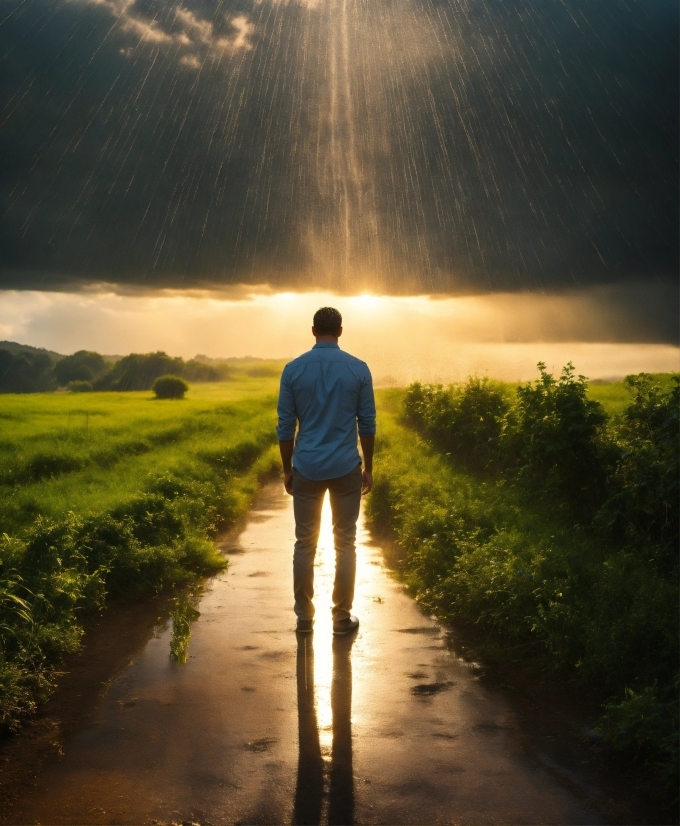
top-left (0, 0), bottom-right (677, 332)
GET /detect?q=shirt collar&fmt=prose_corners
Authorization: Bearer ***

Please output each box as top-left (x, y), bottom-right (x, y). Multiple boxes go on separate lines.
top-left (312, 342), bottom-right (340, 349)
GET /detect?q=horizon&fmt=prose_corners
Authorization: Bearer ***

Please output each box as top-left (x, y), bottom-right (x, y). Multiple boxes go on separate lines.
top-left (2, 285), bottom-right (678, 384)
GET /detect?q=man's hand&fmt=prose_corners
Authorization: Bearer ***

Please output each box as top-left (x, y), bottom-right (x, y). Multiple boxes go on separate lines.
top-left (279, 440), bottom-right (295, 496)
top-left (359, 434), bottom-right (374, 495)
top-left (284, 470), bottom-right (294, 496)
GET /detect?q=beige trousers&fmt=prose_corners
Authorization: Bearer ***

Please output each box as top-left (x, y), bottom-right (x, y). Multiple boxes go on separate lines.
top-left (292, 464), bottom-right (363, 622)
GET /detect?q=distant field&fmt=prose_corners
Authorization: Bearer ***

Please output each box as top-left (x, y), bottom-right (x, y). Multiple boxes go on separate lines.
top-left (0, 368), bottom-right (667, 534)
top-left (588, 372), bottom-right (676, 414)
top-left (0, 374), bottom-right (281, 533)
top-left (0, 369), bottom-right (666, 534)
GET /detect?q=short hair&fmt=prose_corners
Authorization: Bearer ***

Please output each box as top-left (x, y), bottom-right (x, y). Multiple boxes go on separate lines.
top-left (313, 306), bottom-right (342, 336)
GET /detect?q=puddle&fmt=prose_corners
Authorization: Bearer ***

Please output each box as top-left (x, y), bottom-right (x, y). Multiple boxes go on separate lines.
top-left (396, 626), bottom-right (440, 635)
top-left (410, 681), bottom-right (454, 697)
top-left (244, 738), bottom-right (278, 753)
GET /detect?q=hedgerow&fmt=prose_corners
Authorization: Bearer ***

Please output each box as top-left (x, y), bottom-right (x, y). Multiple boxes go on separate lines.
top-left (369, 368), bottom-right (679, 803)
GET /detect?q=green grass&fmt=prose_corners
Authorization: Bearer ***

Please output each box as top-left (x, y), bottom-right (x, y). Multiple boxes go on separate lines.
top-left (588, 373), bottom-right (676, 415)
top-left (0, 375), bottom-right (282, 731)
top-left (0, 376), bottom-right (281, 528)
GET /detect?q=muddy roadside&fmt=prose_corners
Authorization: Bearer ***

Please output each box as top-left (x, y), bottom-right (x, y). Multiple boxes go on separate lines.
top-left (0, 498), bottom-right (259, 823)
top-left (0, 594), bottom-right (176, 820)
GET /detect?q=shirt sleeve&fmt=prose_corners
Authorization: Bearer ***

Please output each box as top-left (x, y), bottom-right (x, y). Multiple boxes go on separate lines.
top-left (276, 366), bottom-right (297, 441)
top-left (357, 367), bottom-right (377, 436)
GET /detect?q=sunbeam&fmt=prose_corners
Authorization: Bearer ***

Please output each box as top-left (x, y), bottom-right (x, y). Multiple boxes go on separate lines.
top-left (0, 0), bottom-right (676, 303)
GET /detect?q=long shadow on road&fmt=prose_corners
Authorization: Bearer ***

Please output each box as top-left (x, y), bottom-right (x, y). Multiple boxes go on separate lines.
top-left (5, 482), bottom-right (611, 825)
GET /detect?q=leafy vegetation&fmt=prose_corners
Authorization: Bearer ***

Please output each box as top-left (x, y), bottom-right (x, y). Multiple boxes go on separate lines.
top-left (53, 350), bottom-right (109, 386)
top-left (0, 344), bottom-right (241, 394)
top-left (169, 593), bottom-right (201, 664)
top-left (0, 350), bottom-right (55, 393)
top-left (153, 375), bottom-right (189, 399)
top-left (370, 369), bottom-right (679, 802)
top-left (0, 375), bottom-right (281, 731)
top-left (93, 351), bottom-right (226, 390)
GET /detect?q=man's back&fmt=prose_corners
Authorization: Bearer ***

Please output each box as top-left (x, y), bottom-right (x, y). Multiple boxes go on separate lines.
top-left (278, 306), bottom-right (374, 634)
top-left (277, 342), bottom-right (376, 481)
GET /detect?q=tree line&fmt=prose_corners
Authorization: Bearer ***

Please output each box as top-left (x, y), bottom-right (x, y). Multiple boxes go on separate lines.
top-left (0, 347), bottom-right (231, 393)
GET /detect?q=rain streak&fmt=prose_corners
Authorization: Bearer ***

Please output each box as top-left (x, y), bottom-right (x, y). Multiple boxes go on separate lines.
top-left (0, 0), bottom-right (677, 293)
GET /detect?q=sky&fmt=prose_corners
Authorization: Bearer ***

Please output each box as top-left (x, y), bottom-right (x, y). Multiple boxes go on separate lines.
top-left (1, 285), bottom-right (678, 382)
top-left (0, 0), bottom-right (678, 368)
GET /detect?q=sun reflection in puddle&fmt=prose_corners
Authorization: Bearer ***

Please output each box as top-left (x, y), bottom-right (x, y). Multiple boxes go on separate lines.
top-left (311, 493), bottom-right (382, 752)
top-left (312, 495), bottom-right (336, 751)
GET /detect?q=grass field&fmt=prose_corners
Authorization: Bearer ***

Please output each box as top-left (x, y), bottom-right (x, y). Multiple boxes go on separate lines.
top-left (0, 371), bottom-right (283, 730)
top-left (0, 373), bottom-right (283, 533)
top-left (588, 372), bottom-right (676, 414)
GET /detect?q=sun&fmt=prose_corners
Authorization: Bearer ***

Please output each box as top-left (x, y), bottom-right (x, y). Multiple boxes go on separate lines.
top-left (353, 293), bottom-right (383, 310)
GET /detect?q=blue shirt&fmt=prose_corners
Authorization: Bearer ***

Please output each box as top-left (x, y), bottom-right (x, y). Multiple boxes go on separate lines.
top-left (277, 342), bottom-right (377, 481)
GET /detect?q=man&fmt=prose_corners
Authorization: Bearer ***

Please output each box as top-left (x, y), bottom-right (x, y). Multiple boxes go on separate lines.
top-left (277, 307), bottom-right (376, 636)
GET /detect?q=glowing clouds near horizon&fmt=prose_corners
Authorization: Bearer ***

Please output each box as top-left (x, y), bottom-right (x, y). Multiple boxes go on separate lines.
top-left (0, 288), bottom-right (677, 383)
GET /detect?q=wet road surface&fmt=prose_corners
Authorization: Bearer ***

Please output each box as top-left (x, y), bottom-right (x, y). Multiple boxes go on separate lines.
top-left (8, 483), bottom-right (602, 824)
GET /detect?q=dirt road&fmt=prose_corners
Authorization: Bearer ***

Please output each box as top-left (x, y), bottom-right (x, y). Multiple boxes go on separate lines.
top-left (6, 482), bottom-right (606, 824)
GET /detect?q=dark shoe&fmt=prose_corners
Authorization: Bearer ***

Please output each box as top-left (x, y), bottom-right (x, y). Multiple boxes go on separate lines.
top-left (333, 615), bottom-right (359, 635)
top-left (296, 618), bottom-right (314, 634)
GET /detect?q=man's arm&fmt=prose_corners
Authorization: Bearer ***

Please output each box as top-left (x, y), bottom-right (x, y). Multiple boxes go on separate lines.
top-left (279, 440), bottom-right (294, 495)
top-left (276, 366), bottom-right (297, 495)
top-left (359, 434), bottom-right (374, 495)
top-left (357, 369), bottom-right (377, 495)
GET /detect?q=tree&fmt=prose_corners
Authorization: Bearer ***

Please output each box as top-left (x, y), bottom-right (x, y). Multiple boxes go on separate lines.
top-left (67, 380), bottom-right (93, 393)
top-left (0, 350), bottom-right (54, 393)
top-left (53, 350), bottom-right (107, 386)
top-left (96, 352), bottom-right (184, 391)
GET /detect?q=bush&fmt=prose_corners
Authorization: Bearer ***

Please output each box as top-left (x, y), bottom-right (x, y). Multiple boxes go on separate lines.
top-left (597, 374), bottom-right (679, 571)
top-left (599, 683), bottom-right (679, 797)
top-left (403, 377), bottom-right (511, 470)
top-left (503, 362), bottom-right (608, 514)
top-left (153, 375), bottom-right (188, 399)
top-left (67, 380), bottom-right (93, 393)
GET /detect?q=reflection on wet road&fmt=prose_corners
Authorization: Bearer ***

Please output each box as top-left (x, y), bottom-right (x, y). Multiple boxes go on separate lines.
top-left (7, 483), bottom-right (602, 825)
top-left (295, 634), bottom-right (355, 826)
